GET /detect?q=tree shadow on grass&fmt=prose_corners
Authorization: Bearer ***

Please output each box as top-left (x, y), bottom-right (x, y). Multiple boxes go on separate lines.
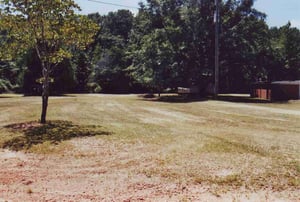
top-left (141, 94), bottom-right (288, 104)
top-left (3, 120), bottom-right (112, 151)
top-left (217, 95), bottom-right (271, 103)
top-left (215, 94), bottom-right (291, 104)
top-left (0, 96), bottom-right (13, 98)
top-left (139, 94), bottom-right (208, 103)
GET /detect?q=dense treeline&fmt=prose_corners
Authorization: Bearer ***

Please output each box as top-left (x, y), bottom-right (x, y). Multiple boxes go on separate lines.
top-left (1, 0), bottom-right (300, 95)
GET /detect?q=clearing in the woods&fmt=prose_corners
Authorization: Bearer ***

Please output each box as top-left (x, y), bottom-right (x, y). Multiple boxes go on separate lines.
top-left (0, 94), bottom-right (299, 201)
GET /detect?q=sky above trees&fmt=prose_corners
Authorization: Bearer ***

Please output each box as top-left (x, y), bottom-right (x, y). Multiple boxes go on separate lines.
top-left (254, 0), bottom-right (300, 29)
top-left (75, 0), bottom-right (300, 29)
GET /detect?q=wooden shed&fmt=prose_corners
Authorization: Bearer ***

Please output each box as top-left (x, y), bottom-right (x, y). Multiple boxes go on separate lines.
top-left (271, 80), bottom-right (300, 100)
top-left (251, 80), bottom-right (300, 101)
top-left (251, 82), bottom-right (272, 100)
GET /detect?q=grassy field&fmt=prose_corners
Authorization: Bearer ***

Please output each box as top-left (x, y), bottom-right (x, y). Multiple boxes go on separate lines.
top-left (0, 94), bottom-right (299, 201)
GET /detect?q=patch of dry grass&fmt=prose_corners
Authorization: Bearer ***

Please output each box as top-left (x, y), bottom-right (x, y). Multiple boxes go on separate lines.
top-left (0, 94), bottom-right (299, 193)
top-left (201, 135), bottom-right (268, 156)
top-left (28, 141), bottom-right (73, 154)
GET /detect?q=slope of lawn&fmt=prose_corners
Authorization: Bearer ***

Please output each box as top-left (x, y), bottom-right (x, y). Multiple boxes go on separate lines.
top-left (0, 94), bottom-right (299, 201)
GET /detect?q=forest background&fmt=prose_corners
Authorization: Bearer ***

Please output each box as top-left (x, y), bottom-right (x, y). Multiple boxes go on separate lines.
top-left (1, 0), bottom-right (300, 95)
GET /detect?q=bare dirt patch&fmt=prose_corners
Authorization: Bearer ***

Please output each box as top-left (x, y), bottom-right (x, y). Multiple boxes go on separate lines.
top-left (0, 139), bottom-right (299, 202)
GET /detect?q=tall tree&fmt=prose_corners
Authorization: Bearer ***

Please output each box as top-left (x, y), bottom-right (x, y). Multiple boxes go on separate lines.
top-left (22, 49), bottom-right (43, 95)
top-left (75, 52), bottom-right (91, 93)
top-left (219, 0), bottom-right (268, 92)
top-left (0, 0), bottom-right (98, 123)
top-left (89, 10), bottom-right (134, 93)
top-left (281, 23), bottom-right (300, 80)
top-left (0, 62), bottom-right (13, 93)
top-left (129, 0), bottom-right (184, 94)
top-left (0, 59), bottom-right (24, 93)
top-left (180, 0), bottom-right (216, 90)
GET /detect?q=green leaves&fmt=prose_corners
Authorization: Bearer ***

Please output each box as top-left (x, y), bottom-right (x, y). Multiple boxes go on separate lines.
top-left (129, 0), bottom-right (184, 90)
top-left (89, 10), bottom-right (134, 93)
top-left (0, 0), bottom-right (99, 123)
top-left (0, 0), bottom-right (99, 66)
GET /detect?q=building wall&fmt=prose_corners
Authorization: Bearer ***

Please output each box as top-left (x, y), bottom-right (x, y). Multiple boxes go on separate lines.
top-left (272, 84), bottom-right (300, 100)
top-left (251, 81), bottom-right (300, 101)
top-left (252, 89), bottom-right (271, 100)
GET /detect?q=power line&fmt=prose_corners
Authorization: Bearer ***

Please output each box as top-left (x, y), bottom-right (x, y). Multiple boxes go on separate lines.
top-left (87, 0), bottom-right (139, 9)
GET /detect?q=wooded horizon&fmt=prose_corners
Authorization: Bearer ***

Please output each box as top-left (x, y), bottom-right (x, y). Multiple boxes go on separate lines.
top-left (1, 0), bottom-right (300, 95)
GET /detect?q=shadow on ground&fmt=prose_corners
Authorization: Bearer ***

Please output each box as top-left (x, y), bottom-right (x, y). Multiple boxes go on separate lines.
top-left (140, 94), bottom-right (288, 104)
top-left (23, 94), bottom-right (77, 97)
top-left (217, 95), bottom-right (272, 103)
top-left (140, 94), bottom-right (208, 103)
top-left (2, 120), bottom-right (111, 151)
top-left (0, 96), bottom-right (13, 99)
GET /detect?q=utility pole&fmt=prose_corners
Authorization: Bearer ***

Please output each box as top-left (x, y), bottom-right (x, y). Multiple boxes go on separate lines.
top-left (214, 0), bottom-right (220, 98)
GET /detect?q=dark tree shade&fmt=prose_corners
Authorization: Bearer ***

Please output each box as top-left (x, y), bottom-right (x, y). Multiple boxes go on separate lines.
top-left (75, 53), bottom-right (91, 93)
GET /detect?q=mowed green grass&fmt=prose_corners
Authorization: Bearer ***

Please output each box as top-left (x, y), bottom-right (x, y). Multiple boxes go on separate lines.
top-left (0, 94), bottom-right (299, 192)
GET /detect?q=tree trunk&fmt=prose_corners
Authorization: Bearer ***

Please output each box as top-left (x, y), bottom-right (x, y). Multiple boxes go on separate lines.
top-left (41, 93), bottom-right (48, 124)
top-left (158, 86), bottom-right (161, 97)
top-left (40, 66), bottom-right (50, 124)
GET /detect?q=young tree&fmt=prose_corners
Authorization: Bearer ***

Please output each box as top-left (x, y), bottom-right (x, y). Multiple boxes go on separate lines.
top-left (0, 0), bottom-right (98, 123)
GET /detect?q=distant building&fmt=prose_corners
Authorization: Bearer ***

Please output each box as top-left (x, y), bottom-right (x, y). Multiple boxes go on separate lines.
top-left (251, 80), bottom-right (300, 101)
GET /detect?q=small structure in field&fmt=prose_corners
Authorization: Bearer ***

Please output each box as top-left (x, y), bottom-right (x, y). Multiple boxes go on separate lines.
top-left (251, 80), bottom-right (300, 101)
top-left (251, 82), bottom-right (272, 100)
top-left (178, 86), bottom-right (199, 94)
top-left (177, 86), bottom-right (201, 98)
